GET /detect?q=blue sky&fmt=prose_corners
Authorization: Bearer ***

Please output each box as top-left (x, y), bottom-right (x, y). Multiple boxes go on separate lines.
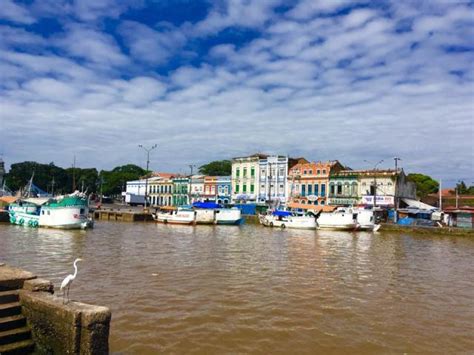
top-left (0, 0), bottom-right (473, 185)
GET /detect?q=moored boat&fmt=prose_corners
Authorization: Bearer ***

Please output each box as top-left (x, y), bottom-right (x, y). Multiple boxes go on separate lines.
top-left (192, 202), bottom-right (243, 225)
top-left (355, 208), bottom-right (381, 231)
top-left (152, 206), bottom-right (195, 225)
top-left (8, 192), bottom-right (93, 229)
top-left (260, 210), bottom-right (317, 229)
top-left (215, 208), bottom-right (242, 225)
top-left (316, 207), bottom-right (359, 231)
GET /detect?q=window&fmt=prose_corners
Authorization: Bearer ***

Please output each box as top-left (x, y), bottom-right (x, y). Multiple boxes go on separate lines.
top-left (301, 184), bottom-right (306, 196)
top-left (337, 183), bottom-right (342, 195)
top-left (314, 200), bottom-right (318, 205)
top-left (314, 184), bottom-right (319, 196)
top-left (279, 168), bottom-right (284, 176)
top-left (321, 200), bottom-right (325, 205)
top-left (243, 185), bottom-right (247, 193)
top-left (251, 167), bottom-right (255, 176)
top-left (261, 169), bottom-right (266, 176)
top-left (250, 184), bottom-right (254, 193)
top-left (243, 168), bottom-right (247, 177)
top-left (303, 170), bottom-right (307, 175)
top-left (309, 170), bottom-right (313, 174)
top-left (308, 184), bottom-right (313, 195)
top-left (261, 184), bottom-right (265, 189)
top-left (322, 169), bottom-right (327, 175)
top-left (236, 185), bottom-right (239, 193)
top-left (236, 168), bottom-right (240, 177)
top-left (317, 169), bottom-right (321, 175)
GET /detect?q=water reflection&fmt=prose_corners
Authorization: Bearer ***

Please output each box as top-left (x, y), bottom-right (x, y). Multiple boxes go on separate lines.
top-left (1, 222), bottom-right (473, 353)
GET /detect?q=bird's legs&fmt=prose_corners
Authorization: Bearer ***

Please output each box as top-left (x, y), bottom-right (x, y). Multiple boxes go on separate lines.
top-left (67, 284), bottom-right (71, 304)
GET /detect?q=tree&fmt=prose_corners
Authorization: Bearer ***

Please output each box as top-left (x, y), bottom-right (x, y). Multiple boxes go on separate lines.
top-left (65, 168), bottom-right (99, 193)
top-left (199, 160), bottom-right (231, 176)
top-left (407, 173), bottom-right (439, 199)
top-left (99, 164), bottom-right (146, 196)
top-left (456, 181), bottom-right (474, 195)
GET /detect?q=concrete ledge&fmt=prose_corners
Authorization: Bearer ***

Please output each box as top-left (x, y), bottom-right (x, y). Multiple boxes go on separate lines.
top-left (23, 278), bottom-right (54, 293)
top-left (0, 264), bottom-right (36, 290)
top-left (20, 290), bottom-right (111, 354)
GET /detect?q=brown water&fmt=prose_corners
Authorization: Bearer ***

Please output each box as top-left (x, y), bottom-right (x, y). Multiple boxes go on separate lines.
top-left (1, 222), bottom-right (473, 353)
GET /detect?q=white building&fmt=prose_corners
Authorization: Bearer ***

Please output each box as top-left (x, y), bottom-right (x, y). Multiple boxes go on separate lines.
top-left (231, 154), bottom-right (267, 203)
top-left (123, 177), bottom-right (160, 205)
top-left (190, 175), bottom-right (205, 203)
top-left (258, 155), bottom-right (298, 205)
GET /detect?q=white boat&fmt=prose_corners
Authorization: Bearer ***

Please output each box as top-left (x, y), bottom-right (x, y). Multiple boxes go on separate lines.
top-left (153, 207), bottom-right (195, 225)
top-left (215, 208), bottom-right (242, 225)
top-left (194, 209), bottom-right (215, 224)
top-left (355, 208), bottom-right (381, 231)
top-left (260, 210), bottom-right (317, 229)
top-left (316, 207), bottom-right (359, 231)
top-left (8, 192), bottom-right (93, 229)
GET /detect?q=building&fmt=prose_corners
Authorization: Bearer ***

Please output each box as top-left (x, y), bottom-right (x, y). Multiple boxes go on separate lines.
top-left (216, 176), bottom-right (231, 204)
top-left (258, 156), bottom-right (303, 205)
top-left (288, 161), bottom-right (344, 207)
top-left (149, 173), bottom-right (176, 207)
top-left (203, 176), bottom-right (218, 201)
top-left (231, 154), bottom-right (267, 203)
top-left (326, 169), bottom-right (416, 207)
top-left (189, 175), bottom-right (205, 203)
top-left (172, 176), bottom-right (189, 206)
top-left (123, 177), bottom-right (159, 205)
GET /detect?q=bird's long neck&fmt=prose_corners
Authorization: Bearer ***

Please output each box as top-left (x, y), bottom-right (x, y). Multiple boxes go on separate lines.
top-left (73, 260), bottom-right (79, 278)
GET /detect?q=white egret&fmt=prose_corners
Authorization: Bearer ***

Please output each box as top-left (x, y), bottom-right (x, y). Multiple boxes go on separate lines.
top-left (60, 258), bottom-right (83, 303)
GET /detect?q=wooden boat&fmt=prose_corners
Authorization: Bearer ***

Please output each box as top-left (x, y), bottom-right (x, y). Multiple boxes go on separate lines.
top-left (8, 192), bottom-right (93, 229)
top-left (152, 206), bottom-right (195, 225)
top-left (316, 207), bottom-right (359, 230)
top-left (260, 210), bottom-right (317, 229)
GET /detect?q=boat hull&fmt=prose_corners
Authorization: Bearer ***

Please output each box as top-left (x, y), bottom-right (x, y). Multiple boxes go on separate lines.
top-left (214, 209), bottom-right (242, 225)
top-left (9, 210), bottom-right (93, 229)
top-left (261, 216), bottom-right (317, 229)
top-left (153, 211), bottom-right (195, 225)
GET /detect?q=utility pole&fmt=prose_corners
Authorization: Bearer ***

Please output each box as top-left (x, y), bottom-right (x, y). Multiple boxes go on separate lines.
top-left (138, 144), bottom-right (158, 210)
top-left (72, 155), bottom-right (76, 192)
top-left (394, 157), bottom-right (401, 171)
top-left (455, 183), bottom-right (459, 209)
top-left (364, 159), bottom-right (384, 208)
top-left (188, 164), bottom-right (196, 204)
top-left (439, 179), bottom-right (442, 210)
top-left (268, 162), bottom-right (273, 207)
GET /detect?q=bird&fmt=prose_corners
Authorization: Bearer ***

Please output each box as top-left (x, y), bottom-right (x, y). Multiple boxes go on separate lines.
top-left (60, 258), bottom-right (83, 303)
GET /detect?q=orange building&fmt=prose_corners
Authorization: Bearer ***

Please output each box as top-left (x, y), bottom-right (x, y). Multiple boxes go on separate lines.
top-left (203, 176), bottom-right (218, 201)
top-left (288, 161), bottom-right (345, 206)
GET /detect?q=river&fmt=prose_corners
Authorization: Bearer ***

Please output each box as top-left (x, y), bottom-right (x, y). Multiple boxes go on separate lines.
top-left (1, 222), bottom-right (473, 353)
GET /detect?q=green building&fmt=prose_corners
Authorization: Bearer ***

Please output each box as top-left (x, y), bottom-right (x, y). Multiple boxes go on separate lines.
top-left (172, 177), bottom-right (189, 206)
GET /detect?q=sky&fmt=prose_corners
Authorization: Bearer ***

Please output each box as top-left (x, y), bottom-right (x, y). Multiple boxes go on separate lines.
top-left (0, 0), bottom-right (473, 185)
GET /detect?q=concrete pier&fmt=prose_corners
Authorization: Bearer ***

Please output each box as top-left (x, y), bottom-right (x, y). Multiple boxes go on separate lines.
top-left (0, 264), bottom-right (111, 354)
top-left (94, 209), bottom-right (153, 222)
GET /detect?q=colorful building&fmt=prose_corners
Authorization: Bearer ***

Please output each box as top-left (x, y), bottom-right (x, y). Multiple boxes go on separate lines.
top-left (149, 173), bottom-right (175, 207)
top-left (328, 170), bottom-right (360, 206)
top-left (216, 176), bottom-right (231, 204)
top-left (203, 176), bottom-right (218, 201)
top-left (172, 176), bottom-right (189, 206)
top-left (231, 154), bottom-right (267, 203)
top-left (288, 161), bottom-right (344, 207)
top-left (190, 175), bottom-right (205, 203)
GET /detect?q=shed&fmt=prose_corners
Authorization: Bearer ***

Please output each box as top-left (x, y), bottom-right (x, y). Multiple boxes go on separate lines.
top-left (443, 207), bottom-right (474, 228)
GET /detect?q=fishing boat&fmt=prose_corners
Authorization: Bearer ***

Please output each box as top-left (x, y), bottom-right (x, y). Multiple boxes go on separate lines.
top-left (8, 192), bottom-right (93, 229)
top-left (152, 206), bottom-right (195, 225)
top-left (316, 207), bottom-right (359, 231)
top-left (260, 210), bottom-right (317, 229)
top-left (355, 208), bottom-right (381, 231)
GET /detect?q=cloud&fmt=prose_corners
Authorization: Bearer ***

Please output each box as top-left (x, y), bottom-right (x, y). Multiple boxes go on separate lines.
top-left (119, 21), bottom-right (186, 65)
top-left (0, 0), bottom-right (36, 24)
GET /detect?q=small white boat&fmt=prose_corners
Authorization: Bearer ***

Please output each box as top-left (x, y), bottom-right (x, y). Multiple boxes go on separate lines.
top-left (355, 208), bottom-right (381, 232)
top-left (260, 210), bottom-right (317, 229)
top-left (215, 208), bottom-right (242, 225)
top-left (8, 192), bottom-right (93, 229)
top-left (194, 209), bottom-right (215, 224)
top-left (316, 207), bottom-right (359, 231)
top-left (153, 207), bottom-right (195, 225)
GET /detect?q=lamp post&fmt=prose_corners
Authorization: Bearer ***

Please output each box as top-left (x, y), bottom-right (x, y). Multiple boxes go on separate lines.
top-left (364, 159), bottom-right (384, 208)
top-left (394, 157), bottom-right (401, 171)
top-left (138, 144), bottom-right (157, 210)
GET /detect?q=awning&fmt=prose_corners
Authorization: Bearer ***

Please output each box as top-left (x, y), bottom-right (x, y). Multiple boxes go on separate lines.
top-left (401, 198), bottom-right (437, 211)
top-left (23, 198), bottom-right (52, 206)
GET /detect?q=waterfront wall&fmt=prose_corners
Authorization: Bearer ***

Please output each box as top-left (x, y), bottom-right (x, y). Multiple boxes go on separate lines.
top-left (0, 264), bottom-right (111, 354)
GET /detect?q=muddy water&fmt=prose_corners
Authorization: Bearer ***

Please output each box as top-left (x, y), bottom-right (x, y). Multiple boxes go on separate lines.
top-left (1, 222), bottom-right (473, 353)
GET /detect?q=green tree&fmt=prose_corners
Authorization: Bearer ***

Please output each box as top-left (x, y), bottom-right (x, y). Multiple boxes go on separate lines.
top-left (5, 161), bottom-right (68, 194)
top-left (199, 160), bottom-right (231, 176)
top-left (66, 168), bottom-right (99, 193)
top-left (100, 164), bottom-right (146, 196)
top-left (407, 173), bottom-right (439, 199)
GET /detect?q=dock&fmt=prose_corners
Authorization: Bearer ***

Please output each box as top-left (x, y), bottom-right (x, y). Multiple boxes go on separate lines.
top-left (93, 208), bottom-right (153, 222)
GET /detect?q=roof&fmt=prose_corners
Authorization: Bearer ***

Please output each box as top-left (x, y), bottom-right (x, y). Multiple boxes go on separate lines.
top-left (0, 196), bottom-right (18, 204)
top-left (151, 172), bottom-right (178, 179)
top-left (443, 206), bottom-right (474, 214)
top-left (232, 153), bottom-right (269, 160)
top-left (287, 202), bottom-right (337, 212)
top-left (401, 198), bottom-right (437, 211)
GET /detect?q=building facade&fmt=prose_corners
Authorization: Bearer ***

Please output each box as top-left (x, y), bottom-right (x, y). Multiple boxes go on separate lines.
top-left (149, 174), bottom-right (175, 207)
top-left (190, 175), bottom-right (205, 203)
top-left (328, 170), bottom-right (360, 206)
top-left (216, 176), bottom-right (231, 204)
top-left (203, 176), bottom-right (218, 201)
top-left (231, 154), bottom-right (267, 203)
top-left (288, 161), bottom-right (344, 207)
top-left (172, 177), bottom-right (189, 206)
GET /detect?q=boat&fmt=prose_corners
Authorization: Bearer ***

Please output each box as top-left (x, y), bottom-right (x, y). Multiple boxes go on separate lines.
top-left (152, 206), bottom-right (195, 225)
top-left (214, 208), bottom-right (242, 225)
top-left (193, 202), bottom-right (243, 225)
top-left (8, 192), bottom-right (93, 229)
top-left (316, 207), bottom-right (359, 230)
top-left (260, 210), bottom-right (317, 229)
top-left (355, 208), bottom-right (381, 231)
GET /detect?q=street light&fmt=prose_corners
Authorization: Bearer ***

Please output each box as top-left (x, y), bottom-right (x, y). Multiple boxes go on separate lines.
top-left (138, 144), bottom-right (157, 210)
top-left (364, 159), bottom-right (384, 208)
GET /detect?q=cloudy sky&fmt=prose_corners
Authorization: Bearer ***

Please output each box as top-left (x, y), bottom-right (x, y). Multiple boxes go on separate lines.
top-left (0, 0), bottom-right (473, 184)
